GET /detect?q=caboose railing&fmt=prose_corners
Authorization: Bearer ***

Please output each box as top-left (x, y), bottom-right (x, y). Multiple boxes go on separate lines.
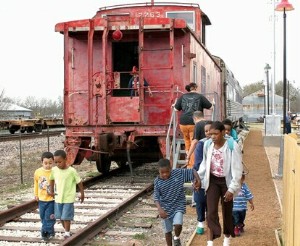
top-left (166, 105), bottom-right (178, 168)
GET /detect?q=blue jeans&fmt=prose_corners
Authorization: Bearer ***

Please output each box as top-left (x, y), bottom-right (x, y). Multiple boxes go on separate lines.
top-left (39, 200), bottom-right (55, 235)
top-left (194, 188), bottom-right (206, 222)
top-left (232, 210), bottom-right (246, 226)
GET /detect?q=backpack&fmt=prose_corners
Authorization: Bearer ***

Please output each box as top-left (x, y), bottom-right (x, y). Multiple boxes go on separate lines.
top-left (181, 94), bottom-right (201, 113)
top-left (204, 136), bottom-right (235, 152)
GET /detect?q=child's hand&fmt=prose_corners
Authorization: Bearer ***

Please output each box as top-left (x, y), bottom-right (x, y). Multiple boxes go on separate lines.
top-left (48, 191), bottom-right (55, 197)
top-left (79, 193), bottom-right (84, 203)
top-left (193, 179), bottom-right (201, 191)
top-left (158, 208), bottom-right (168, 219)
top-left (250, 203), bottom-right (254, 211)
top-left (34, 196), bottom-right (39, 201)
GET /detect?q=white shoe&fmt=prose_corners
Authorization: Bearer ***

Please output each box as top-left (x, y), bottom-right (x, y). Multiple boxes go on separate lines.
top-left (223, 236), bottom-right (230, 246)
top-left (207, 241), bottom-right (213, 246)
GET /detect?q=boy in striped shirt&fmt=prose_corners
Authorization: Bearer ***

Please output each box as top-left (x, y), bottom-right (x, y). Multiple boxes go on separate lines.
top-left (153, 158), bottom-right (201, 246)
top-left (232, 174), bottom-right (254, 236)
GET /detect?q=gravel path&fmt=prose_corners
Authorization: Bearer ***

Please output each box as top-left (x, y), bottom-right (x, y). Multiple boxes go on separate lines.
top-left (189, 128), bottom-right (282, 246)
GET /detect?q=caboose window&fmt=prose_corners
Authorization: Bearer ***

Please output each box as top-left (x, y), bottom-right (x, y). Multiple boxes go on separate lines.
top-left (193, 62), bottom-right (197, 84)
top-left (166, 11), bottom-right (195, 31)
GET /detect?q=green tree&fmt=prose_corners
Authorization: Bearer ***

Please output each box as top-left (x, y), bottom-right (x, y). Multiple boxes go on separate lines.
top-left (242, 81), bottom-right (264, 97)
top-left (275, 80), bottom-right (300, 112)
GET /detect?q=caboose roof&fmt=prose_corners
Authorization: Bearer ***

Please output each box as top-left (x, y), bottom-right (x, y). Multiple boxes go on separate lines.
top-left (55, 2), bottom-right (211, 33)
top-left (98, 2), bottom-right (200, 11)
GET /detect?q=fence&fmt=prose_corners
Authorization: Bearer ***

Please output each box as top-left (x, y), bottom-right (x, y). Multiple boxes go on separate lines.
top-left (282, 134), bottom-right (300, 245)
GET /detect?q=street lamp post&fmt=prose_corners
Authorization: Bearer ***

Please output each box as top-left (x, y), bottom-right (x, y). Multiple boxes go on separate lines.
top-left (287, 80), bottom-right (290, 111)
top-left (264, 63), bottom-right (271, 115)
top-left (275, 0), bottom-right (294, 134)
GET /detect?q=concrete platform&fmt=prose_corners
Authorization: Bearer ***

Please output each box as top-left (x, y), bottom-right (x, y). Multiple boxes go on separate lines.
top-left (263, 135), bottom-right (282, 147)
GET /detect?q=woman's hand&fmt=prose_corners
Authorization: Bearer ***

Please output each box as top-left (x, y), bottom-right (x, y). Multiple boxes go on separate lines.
top-left (224, 190), bottom-right (233, 202)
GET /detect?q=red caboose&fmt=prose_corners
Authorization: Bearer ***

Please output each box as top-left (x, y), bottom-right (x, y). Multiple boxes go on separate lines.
top-left (55, 2), bottom-right (223, 173)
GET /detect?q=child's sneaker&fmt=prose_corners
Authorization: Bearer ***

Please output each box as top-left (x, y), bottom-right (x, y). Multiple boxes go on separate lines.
top-left (239, 225), bottom-right (244, 233)
top-left (41, 231), bottom-right (48, 241)
top-left (174, 238), bottom-right (182, 246)
top-left (64, 232), bottom-right (71, 239)
top-left (196, 226), bottom-right (204, 235)
top-left (234, 226), bottom-right (240, 236)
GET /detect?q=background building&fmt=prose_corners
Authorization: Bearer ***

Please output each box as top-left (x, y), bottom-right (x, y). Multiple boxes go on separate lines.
top-left (0, 103), bottom-right (32, 119)
top-left (243, 89), bottom-right (284, 122)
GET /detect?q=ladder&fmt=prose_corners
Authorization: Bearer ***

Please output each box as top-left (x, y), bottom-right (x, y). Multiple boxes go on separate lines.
top-left (138, 17), bottom-right (175, 123)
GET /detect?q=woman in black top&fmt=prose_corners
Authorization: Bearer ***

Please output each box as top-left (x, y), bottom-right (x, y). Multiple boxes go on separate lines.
top-left (174, 83), bottom-right (213, 167)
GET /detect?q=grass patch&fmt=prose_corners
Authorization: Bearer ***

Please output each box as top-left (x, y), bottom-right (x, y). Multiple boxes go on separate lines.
top-left (133, 233), bottom-right (146, 240)
top-left (85, 171), bottom-right (100, 178)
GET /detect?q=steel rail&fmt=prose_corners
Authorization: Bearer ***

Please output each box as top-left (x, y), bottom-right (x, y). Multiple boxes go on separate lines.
top-left (0, 130), bottom-right (65, 142)
top-left (0, 167), bottom-right (124, 226)
top-left (62, 182), bottom-right (154, 246)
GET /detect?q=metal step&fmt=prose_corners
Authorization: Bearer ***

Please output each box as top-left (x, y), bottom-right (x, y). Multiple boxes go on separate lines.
top-left (177, 160), bottom-right (187, 165)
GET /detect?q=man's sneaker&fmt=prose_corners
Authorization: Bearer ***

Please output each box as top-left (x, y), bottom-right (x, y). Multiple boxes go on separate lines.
top-left (174, 238), bottom-right (182, 246)
top-left (196, 226), bottom-right (204, 235)
top-left (234, 226), bottom-right (240, 236)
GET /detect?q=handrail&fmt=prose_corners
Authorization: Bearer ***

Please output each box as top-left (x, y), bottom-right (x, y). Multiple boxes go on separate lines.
top-left (99, 2), bottom-right (199, 11)
top-left (166, 104), bottom-right (177, 165)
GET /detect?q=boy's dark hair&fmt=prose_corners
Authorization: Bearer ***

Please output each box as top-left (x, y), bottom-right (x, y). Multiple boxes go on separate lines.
top-left (205, 120), bottom-right (213, 125)
top-left (222, 118), bottom-right (233, 126)
top-left (158, 158), bottom-right (171, 168)
top-left (41, 151), bottom-right (54, 161)
top-left (210, 121), bottom-right (225, 131)
top-left (54, 149), bottom-right (67, 159)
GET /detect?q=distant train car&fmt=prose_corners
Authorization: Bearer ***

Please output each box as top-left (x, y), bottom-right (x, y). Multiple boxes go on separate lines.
top-left (55, 1), bottom-right (240, 173)
top-left (213, 56), bottom-right (243, 121)
top-left (0, 118), bottom-right (64, 134)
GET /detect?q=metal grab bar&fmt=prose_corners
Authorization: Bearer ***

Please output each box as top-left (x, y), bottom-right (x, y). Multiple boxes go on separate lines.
top-left (166, 103), bottom-right (177, 168)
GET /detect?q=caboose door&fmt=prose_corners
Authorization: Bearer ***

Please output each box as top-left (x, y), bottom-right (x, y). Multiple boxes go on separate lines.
top-left (108, 41), bottom-right (141, 123)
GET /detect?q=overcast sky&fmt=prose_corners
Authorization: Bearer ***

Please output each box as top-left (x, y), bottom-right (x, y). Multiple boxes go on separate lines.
top-left (0, 0), bottom-right (298, 101)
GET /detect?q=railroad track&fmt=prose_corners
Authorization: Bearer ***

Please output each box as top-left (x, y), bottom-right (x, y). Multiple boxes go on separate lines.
top-left (0, 129), bottom-right (65, 142)
top-left (0, 163), bottom-right (157, 246)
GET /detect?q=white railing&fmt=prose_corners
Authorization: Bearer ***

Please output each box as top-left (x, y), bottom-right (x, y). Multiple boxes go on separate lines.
top-left (166, 106), bottom-right (177, 167)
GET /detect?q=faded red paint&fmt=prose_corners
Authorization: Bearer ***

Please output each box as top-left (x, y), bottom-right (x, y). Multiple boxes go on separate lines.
top-left (55, 2), bottom-right (222, 170)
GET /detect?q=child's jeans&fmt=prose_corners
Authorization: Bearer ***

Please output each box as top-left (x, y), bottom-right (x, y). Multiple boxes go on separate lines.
top-left (39, 200), bottom-right (55, 235)
top-left (232, 210), bottom-right (246, 226)
top-left (194, 188), bottom-right (206, 222)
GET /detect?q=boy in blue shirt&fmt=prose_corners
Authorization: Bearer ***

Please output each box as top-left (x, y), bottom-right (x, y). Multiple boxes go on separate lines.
top-left (232, 173), bottom-right (254, 236)
top-left (153, 158), bottom-right (201, 246)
